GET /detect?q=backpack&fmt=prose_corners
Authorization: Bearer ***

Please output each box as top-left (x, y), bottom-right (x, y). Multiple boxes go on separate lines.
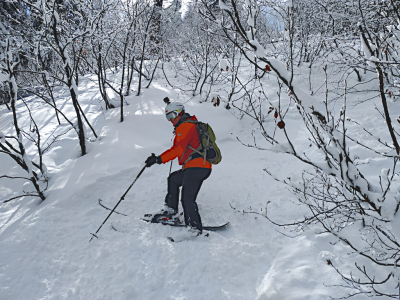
top-left (183, 120), bottom-right (222, 165)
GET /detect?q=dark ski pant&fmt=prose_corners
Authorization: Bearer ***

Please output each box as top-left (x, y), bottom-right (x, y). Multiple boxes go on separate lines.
top-left (165, 167), bottom-right (211, 232)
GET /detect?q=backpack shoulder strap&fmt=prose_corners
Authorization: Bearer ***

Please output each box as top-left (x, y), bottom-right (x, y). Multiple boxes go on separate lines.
top-left (178, 120), bottom-right (206, 165)
top-left (181, 119), bottom-right (199, 125)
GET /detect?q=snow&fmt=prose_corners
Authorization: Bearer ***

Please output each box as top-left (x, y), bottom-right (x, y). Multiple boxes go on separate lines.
top-left (248, 15), bottom-right (255, 28)
top-left (0, 56), bottom-right (398, 300)
top-left (246, 50), bottom-right (255, 61)
top-left (53, 10), bottom-right (60, 24)
top-left (248, 8), bottom-right (258, 27)
top-left (40, 163), bottom-right (48, 179)
top-left (10, 76), bottom-right (18, 100)
top-left (256, 236), bottom-right (336, 300)
top-left (250, 39), bottom-right (266, 58)
top-left (34, 0), bottom-right (41, 10)
top-left (391, 213), bottom-right (400, 246)
top-left (382, 196), bottom-right (398, 220)
top-left (0, 72), bottom-right (8, 83)
top-left (360, 34), bottom-right (372, 59)
top-left (219, 59), bottom-right (229, 71)
top-left (219, 0), bottom-right (230, 11)
top-left (246, 29), bottom-right (253, 40)
top-left (268, 142), bottom-right (294, 155)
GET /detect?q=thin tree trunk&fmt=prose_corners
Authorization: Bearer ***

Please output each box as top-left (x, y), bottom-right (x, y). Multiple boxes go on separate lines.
top-left (137, 11), bottom-right (154, 96)
top-left (43, 75), bottom-right (61, 125)
top-left (137, 56), bottom-right (145, 96)
top-left (3, 97), bottom-right (11, 110)
top-left (378, 66), bottom-right (399, 154)
top-left (69, 84), bottom-right (87, 155)
top-left (52, 14), bottom-right (86, 156)
top-left (76, 99), bottom-right (98, 138)
top-left (146, 57), bottom-right (160, 88)
top-left (126, 57), bottom-right (135, 96)
top-left (97, 46), bottom-right (112, 109)
top-left (8, 74), bottom-right (45, 201)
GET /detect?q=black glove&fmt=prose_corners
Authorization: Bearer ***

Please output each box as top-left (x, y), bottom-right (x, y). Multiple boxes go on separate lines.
top-left (145, 153), bottom-right (162, 167)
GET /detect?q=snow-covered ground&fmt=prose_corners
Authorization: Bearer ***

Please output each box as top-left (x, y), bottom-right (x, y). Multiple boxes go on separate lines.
top-left (0, 63), bottom-right (387, 299)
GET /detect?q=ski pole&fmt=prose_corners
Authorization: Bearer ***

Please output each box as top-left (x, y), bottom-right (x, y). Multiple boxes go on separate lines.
top-left (89, 165), bottom-right (147, 242)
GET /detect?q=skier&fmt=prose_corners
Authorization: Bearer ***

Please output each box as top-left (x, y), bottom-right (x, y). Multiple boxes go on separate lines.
top-left (144, 98), bottom-right (212, 235)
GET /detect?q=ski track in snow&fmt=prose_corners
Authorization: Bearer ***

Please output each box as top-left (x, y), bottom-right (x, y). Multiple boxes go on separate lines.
top-left (0, 67), bottom-right (373, 299)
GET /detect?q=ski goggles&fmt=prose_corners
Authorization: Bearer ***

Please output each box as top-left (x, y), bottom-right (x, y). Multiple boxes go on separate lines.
top-left (166, 111), bottom-right (178, 121)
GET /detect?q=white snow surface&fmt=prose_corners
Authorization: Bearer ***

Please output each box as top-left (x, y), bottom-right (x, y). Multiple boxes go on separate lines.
top-left (219, 59), bottom-right (229, 71)
top-left (0, 63), bottom-right (387, 299)
top-left (219, 0), bottom-right (230, 11)
top-left (0, 72), bottom-right (8, 83)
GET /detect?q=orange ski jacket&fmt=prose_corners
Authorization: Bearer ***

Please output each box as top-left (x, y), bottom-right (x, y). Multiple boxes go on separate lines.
top-left (160, 115), bottom-right (212, 170)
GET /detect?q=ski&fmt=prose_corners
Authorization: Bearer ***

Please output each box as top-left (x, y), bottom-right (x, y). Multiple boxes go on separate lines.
top-left (141, 218), bottom-right (229, 232)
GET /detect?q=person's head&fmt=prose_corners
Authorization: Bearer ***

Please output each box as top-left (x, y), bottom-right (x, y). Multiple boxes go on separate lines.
top-left (164, 97), bottom-right (185, 126)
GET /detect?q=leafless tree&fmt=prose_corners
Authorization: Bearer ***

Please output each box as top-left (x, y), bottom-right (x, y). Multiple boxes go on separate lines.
top-left (200, 0), bottom-right (400, 297)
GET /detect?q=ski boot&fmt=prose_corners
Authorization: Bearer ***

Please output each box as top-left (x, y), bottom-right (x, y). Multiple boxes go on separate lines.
top-left (143, 205), bottom-right (182, 225)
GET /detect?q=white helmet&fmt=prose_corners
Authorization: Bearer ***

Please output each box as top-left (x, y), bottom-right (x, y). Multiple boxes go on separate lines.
top-left (164, 97), bottom-right (185, 121)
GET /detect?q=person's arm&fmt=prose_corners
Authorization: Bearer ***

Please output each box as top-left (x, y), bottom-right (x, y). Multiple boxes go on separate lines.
top-left (160, 123), bottom-right (197, 164)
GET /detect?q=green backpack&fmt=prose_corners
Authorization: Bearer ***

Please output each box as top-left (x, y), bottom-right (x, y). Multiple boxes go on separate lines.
top-left (183, 120), bottom-right (222, 165)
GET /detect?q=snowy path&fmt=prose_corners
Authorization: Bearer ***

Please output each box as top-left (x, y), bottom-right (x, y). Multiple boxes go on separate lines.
top-left (0, 72), bottom-right (352, 299)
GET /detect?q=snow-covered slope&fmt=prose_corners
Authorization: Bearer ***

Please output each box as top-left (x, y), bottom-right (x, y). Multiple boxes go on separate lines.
top-left (0, 69), bottom-right (370, 299)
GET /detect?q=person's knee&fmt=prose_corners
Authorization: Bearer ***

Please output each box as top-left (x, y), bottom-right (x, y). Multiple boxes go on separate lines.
top-left (168, 170), bottom-right (183, 185)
